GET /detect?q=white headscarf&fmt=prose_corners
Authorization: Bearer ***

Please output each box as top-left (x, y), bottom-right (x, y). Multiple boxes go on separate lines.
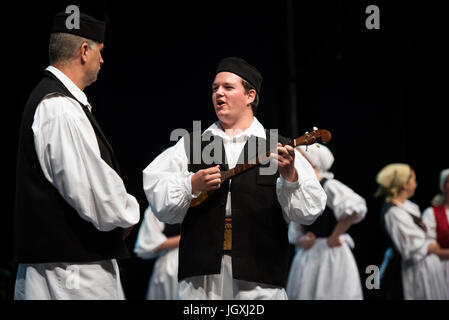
top-left (374, 163), bottom-right (412, 202)
top-left (297, 143), bottom-right (334, 179)
top-left (432, 168), bottom-right (449, 206)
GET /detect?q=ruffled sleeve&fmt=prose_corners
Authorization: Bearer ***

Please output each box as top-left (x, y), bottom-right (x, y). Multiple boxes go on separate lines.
top-left (324, 179), bottom-right (367, 223)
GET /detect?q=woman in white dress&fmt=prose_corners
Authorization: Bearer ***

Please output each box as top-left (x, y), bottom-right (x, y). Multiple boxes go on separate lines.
top-left (286, 144), bottom-right (367, 300)
top-left (375, 163), bottom-right (448, 299)
top-left (422, 169), bottom-right (449, 291)
top-left (134, 207), bottom-right (180, 300)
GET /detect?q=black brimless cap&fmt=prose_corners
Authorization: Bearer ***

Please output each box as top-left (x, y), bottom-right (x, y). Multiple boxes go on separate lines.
top-left (216, 57), bottom-right (262, 94)
top-left (52, 11), bottom-right (106, 43)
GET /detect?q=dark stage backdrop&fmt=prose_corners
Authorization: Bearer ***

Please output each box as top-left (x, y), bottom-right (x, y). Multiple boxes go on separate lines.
top-left (3, 0), bottom-right (447, 300)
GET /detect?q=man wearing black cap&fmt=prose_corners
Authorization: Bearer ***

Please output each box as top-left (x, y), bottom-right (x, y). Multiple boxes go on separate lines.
top-left (143, 57), bottom-right (326, 299)
top-left (14, 11), bottom-right (139, 299)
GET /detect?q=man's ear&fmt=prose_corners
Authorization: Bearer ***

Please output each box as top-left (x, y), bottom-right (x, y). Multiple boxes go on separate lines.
top-left (247, 89), bottom-right (256, 105)
top-left (80, 42), bottom-right (89, 63)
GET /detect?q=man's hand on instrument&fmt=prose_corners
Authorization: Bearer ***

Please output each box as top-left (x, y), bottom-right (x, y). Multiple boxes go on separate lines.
top-left (275, 143), bottom-right (298, 182)
top-left (191, 165), bottom-right (221, 195)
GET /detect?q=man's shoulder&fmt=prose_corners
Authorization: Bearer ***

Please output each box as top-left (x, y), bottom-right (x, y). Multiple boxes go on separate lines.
top-left (35, 93), bottom-right (87, 122)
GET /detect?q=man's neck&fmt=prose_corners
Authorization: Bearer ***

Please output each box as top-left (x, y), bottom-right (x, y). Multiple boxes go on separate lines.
top-left (52, 63), bottom-right (86, 91)
top-left (219, 115), bottom-right (254, 138)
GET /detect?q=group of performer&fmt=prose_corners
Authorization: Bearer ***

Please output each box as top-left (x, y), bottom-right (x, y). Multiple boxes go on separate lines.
top-left (13, 10), bottom-right (448, 300)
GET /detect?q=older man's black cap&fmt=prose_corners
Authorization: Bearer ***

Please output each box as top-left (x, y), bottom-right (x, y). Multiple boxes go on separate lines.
top-left (216, 57), bottom-right (262, 94)
top-left (52, 11), bottom-right (106, 43)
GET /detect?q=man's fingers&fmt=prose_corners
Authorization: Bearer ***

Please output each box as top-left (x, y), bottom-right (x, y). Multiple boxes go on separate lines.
top-left (208, 178), bottom-right (221, 186)
top-left (203, 166), bottom-right (221, 174)
top-left (278, 146), bottom-right (294, 161)
top-left (281, 154), bottom-right (293, 163)
top-left (277, 146), bottom-right (287, 156)
top-left (285, 145), bottom-right (295, 157)
top-left (206, 179), bottom-right (221, 190)
top-left (268, 154), bottom-right (288, 168)
top-left (275, 153), bottom-right (293, 165)
top-left (205, 173), bottom-right (221, 182)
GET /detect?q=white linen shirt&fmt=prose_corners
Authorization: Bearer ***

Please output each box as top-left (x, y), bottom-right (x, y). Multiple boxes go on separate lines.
top-left (143, 117), bottom-right (326, 225)
top-left (142, 117), bottom-right (326, 299)
top-left (14, 66), bottom-right (140, 300)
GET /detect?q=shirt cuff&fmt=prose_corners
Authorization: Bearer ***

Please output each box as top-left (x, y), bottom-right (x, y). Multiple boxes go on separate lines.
top-left (184, 172), bottom-right (200, 199)
top-left (278, 175), bottom-right (300, 190)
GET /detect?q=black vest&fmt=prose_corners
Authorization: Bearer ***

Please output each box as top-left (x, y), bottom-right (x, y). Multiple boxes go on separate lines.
top-left (178, 129), bottom-right (291, 287)
top-left (14, 70), bottom-right (129, 263)
top-left (163, 223), bottom-right (181, 238)
top-left (302, 178), bottom-right (337, 237)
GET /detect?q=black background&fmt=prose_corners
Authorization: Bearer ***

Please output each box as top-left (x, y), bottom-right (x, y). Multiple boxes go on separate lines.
top-left (3, 0), bottom-right (448, 301)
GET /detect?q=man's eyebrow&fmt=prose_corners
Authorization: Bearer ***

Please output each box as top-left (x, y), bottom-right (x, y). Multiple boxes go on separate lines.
top-left (212, 82), bottom-right (234, 87)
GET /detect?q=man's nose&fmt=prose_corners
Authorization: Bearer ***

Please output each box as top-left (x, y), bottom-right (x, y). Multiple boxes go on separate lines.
top-left (215, 87), bottom-right (224, 96)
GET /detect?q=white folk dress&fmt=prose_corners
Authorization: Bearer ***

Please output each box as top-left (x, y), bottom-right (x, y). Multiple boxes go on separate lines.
top-left (134, 207), bottom-right (179, 300)
top-left (286, 178), bottom-right (367, 300)
top-left (384, 200), bottom-right (448, 299)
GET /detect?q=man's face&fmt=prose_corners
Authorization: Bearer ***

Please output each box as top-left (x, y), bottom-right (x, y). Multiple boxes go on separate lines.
top-left (85, 43), bottom-right (104, 85)
top-left (212, 72), bottom-right (252, 124)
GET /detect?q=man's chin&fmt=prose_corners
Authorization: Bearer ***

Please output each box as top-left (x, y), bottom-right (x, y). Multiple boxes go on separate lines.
top-left (86, 74), bottom-right (99, 87)
top-left (216, 109), bottom-right (229, 118)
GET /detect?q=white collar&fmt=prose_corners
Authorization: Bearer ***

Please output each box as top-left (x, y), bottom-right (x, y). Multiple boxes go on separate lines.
top-left (45, 66), bottom-right (90, 109)
top-left (399, 200), bottom-right (421, 217)
top-left (203, 117), bottom-right (266, 141)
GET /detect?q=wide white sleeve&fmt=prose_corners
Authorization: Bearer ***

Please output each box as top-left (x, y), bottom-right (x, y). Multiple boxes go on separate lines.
top-left (134, 207), bottom-right (167, 259)
top-left (384, 207), bottom-right (432, 263)
top-left (324, 179), bottom-right (367, 223)
top-left (32, 95), bottom-right (140, 232)
top-left (276, 149), bottom-right (327, 224)
top-left (422, 207), bottom-right (437, 241)
top-left (142, 137), bottom-right (194, 224)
